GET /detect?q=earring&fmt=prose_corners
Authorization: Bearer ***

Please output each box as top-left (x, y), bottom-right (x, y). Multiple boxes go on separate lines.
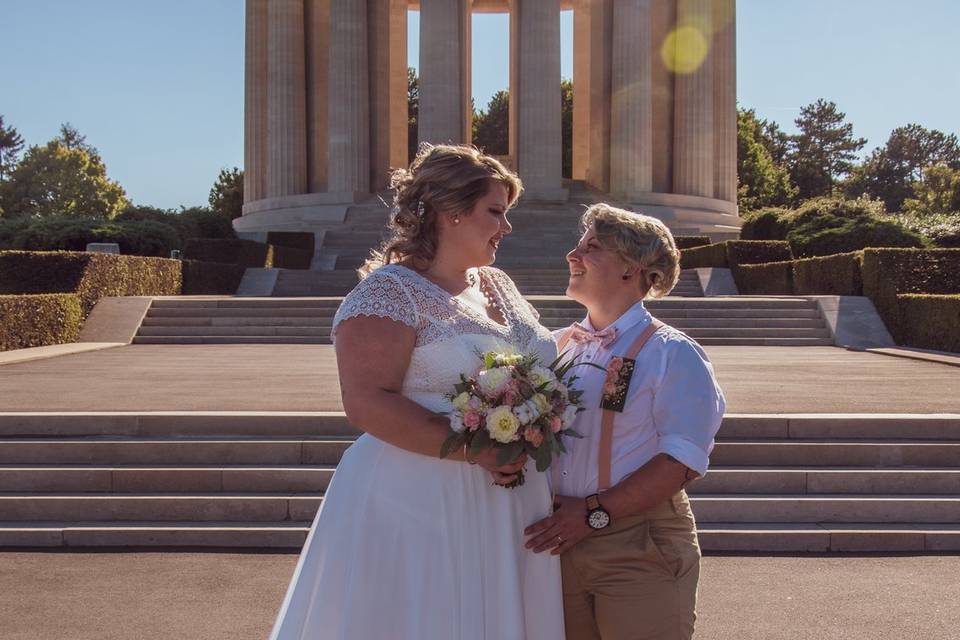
top-left (453, 216), bottom-right (461, 224)
top-left (622, 274), bottom-right (630, 281)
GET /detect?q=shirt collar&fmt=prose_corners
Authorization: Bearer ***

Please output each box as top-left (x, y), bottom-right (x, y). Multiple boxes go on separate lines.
top-left (581, 301), bottom-right (652, 348)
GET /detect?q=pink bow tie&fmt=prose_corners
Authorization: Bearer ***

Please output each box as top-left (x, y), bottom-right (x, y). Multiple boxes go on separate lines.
top-left (568, 322), bottom-right (618, 348)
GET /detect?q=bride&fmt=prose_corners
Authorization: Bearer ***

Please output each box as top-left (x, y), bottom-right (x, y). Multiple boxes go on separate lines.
top-left (269, 144), bottom-right (565, 639)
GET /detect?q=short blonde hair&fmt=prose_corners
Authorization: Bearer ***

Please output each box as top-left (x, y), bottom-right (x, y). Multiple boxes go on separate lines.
top-left (361, 144), bottom-right (523, 276)
top-left (581, 204), bottom-right (680, 298)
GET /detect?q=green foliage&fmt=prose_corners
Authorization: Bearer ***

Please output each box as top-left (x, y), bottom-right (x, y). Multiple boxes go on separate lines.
top-left (473, 90), bottom-right (509, 157)
top-left (0, 115), bottom-right (25, 183)
top-left (407, 67), bottom-right (419, 162)
top-left (896, 294), bottom-right (960, 354)
top-left (784, 197), bottom-right (924, 257)
top-left (843, 124), bottom-right (960, 212)
top-left (736, 109), bottom-right (796, 211)
top-left (183, 238), bottom-right (274, 268)
top-left (0, 215), bottom-right (180, 257)
top-left (899, 212), bottom-right (960, 248)
top-left (209, 167), bottom-right (244, 219)
top-left (788, 99), bottom-right (866, 201)
top-left (901, 164), bottom-right (960, 217)
top-left (561, 79), bottom-right (573, 179)
top-left (114, 205), bottom-right (236, 248)
top-left (725, 240), bottom-right (793, 266)
top-left (679, 242), bottom-right (728, 269)
top-left (861, 248), bottom-right (960, 342)
top-left (0, 124), bottom-right (128, 219)
top-left (181, 259), bottom-right (245, 295)
top-left (0, 293), bottom-right (82, 351)
top-left (792, 251), bottom-right (863, 295)
top-left (0, 250), bottom-right (181, 318)
top-left (739, 207), bottom-right (791, 240)
top-left (673, 236), bottom-right (711, 250)
top-left (735, 261), bottom-right (793, 295)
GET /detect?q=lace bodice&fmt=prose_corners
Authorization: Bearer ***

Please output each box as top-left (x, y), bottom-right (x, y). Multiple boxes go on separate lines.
top-left (332, 264), bottom-right (556, 410)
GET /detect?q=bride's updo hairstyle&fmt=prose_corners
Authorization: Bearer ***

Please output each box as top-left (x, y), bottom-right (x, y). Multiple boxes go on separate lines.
top-left (581, 203), bottom-right (681, 299)
top-left (360, 143), bottom-right (523, 276)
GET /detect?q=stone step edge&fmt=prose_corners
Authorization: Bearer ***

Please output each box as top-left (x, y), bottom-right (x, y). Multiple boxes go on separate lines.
top-left (2, 522), bottom-right (957, 552)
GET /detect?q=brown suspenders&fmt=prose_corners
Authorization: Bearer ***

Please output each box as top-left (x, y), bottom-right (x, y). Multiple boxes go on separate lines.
top-left (556, 319), bottom-right (664, 491)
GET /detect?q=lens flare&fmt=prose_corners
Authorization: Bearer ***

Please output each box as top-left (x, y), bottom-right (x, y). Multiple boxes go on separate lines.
top-left (661, 26), bottom-right (709, 75)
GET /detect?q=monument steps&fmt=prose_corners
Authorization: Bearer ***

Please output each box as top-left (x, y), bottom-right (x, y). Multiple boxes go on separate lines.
top-left (0, 413), bottom-right (957, 551)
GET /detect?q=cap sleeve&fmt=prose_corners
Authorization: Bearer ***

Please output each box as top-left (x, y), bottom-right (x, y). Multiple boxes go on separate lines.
top-left (331, 266), bottom-right (421, 339)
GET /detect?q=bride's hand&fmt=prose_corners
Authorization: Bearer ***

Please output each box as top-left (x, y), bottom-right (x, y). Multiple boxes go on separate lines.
top-left (470, 449), bottom-right (528, 486)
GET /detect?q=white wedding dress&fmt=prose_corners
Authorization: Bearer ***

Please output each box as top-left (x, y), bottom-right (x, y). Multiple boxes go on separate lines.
top-left (269, 264), bottom-right (565, 640)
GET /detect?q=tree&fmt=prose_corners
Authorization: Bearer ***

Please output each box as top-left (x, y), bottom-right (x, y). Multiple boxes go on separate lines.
top-left (407, 67), bottom-right (419, 162)
top-left (472, 90), bottom-right (509, 156)
top-left (736, 108), bottom-right (797, 211)
top-left (561, 79), bottom-right (573, 178)
top-left (759, 118), bottom-right (790, 166)
top-left (844, 124), bottom-right (960, 211)
top-left (902, 164), bottom-right (960, 217)
top-left (209, 167), bottom-right (244, 219)
top-left (788, 99), bottom-right (866, 201)
top-left (0, 116), bottom-right (24, 183)
top-left (0, 124), bottom-right (128, 219)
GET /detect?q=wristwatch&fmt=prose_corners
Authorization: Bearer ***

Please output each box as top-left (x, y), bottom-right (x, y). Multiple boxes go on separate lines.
top-left (585, 494), bottom-right (611, 530)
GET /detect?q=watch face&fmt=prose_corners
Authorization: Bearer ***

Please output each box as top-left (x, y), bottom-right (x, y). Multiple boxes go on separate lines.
top-left (588, 509), bottom-right (610, 529)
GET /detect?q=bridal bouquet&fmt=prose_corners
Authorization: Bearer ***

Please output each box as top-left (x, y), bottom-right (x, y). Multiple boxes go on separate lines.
top-left (440, 350), bottom-right (588, 488)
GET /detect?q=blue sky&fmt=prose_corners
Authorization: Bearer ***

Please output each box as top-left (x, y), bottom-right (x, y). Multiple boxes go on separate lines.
top-left (3, 0), bottom-right (958, 209)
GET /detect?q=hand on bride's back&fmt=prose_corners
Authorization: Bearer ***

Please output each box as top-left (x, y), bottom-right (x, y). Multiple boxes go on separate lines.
top-left (471, 449), bottom-right (528, 486)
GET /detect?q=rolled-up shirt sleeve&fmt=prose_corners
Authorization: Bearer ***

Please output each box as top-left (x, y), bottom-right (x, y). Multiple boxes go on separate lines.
top-left (652, 339), bottom-right (726, 477)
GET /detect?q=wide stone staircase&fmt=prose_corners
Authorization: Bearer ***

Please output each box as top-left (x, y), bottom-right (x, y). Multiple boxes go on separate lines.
top-left (1, 412), bottom-right (957, 551)
top-left (132, 294), bottom-right (832, 346)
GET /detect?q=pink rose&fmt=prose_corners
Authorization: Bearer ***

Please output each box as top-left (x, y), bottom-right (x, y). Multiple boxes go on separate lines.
top-left (524, 427), bottom-right (544, 447)
top-left (463, 411), bottom-right (482, 431)
top-left (550, 416), bottom-right (563, 433)
top-left (608, 357), bottom-right (624, 373)
top-left (503, 390), bottom-right (518, 406)
top-left (603, 382), bottom-right (618, 397)
top-left (467, 396), bottom-right (484, 411)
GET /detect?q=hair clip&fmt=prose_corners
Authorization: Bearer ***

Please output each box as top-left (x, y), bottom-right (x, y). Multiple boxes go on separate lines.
top-left (416, 200), bottom-right (426, 222)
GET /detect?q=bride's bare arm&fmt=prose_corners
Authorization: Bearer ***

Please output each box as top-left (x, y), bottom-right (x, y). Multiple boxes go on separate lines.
top-left (335, 315), bottom-right (526, 481)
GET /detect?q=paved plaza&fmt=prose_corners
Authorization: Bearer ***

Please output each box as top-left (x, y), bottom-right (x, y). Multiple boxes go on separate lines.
top-left (0, 344), bottom-right (956, 414)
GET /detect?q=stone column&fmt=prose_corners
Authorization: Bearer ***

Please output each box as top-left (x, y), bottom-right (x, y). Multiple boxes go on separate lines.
top-left (369, 0), bottom-right (408, 190)
top-left (713, 0), bottom-right (737, 202)
top-left (585, 0), bottom-right (612, 193)
top-left (266, 0), bottom-right (308, 198)
top-left (305, 0), bottom-right (330, 194)
top-left (571, 0), bottom-right (591, 181)
top-left (650, 0), bottom-right (677, 193)
top-left (510, 0), bottom-right (566, 200)
top-left (418, 0), bottom-right (471, 146)
top-left (244, 0), bottom-right (268, 203)
top-left (610, 0), bottom-right (653, 197)
top-left (673, 0), bottom-right (714, 198)
top-left (327, 0), bottom-right (370, 195)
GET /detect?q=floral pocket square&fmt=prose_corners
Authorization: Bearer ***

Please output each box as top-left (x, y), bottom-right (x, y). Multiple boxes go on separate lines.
top-left (600, 356), bottom-right (635, 413)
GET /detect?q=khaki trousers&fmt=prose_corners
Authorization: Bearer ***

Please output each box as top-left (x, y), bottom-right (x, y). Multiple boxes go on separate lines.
top-left (561, 491), bottom-right (701, 640)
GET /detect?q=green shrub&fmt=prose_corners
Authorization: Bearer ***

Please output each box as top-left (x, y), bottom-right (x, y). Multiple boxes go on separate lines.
top-left (267, 231), bottom-right (315, 254)
top-left (788, 216), bottom-right (925, 257)
top-left (116, 205), bottom-right (236, 248)
top-left (0, 217), bottom-right (32, 249)
top-left (2, 215), bottom-right (181, 257)
top-left (183, 238), bottom-right (273, 268)
top-left (673, 236), bottom-right (711, 250)
top-left (896, 294), bottom-right (960, 354)
top-left (0, 250), bottom-right (181, 317)
top-left (739, 207), bottom-right (790, 241)
top-left (0, 293), bottom-right (83, 351)
top-left (861, 248), bottom-right (960, 342)
top-left (726, 240), bottom-right (793, 266)
top-left (181, 260), bottom-right (245, 295)
top-left (899, 213), bottom-right (960, 248)
top-left (735, 261), bottom-right (793, 295)
top-left (792, 251), bottom-right (863, 295)
top-left (680, 243), bottom-right (728, 269)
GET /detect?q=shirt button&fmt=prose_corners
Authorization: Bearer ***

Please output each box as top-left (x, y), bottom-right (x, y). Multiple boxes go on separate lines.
top-left (561, 471), bottom-right (568, 476)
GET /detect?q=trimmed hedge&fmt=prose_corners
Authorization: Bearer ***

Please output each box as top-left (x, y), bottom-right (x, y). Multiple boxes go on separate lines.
top-left (272, 245), bottom-right (313, 269)
top-left (182, 260), bottom-right (246, 295)
top-left (1, 216), bottom-right (182, 257)
top-left (726, 240), bottom-right (793, 266)
top-left (680, 242), bottom-right (729, 269)
top-left (674, 236), bottom-right (711, 250)
top-left (792, 251), bottom-right (863, 296)
top-left (735, 261), bottom-right (793, 295)
top-left (267, 231), bottom-right (315, 254)
top-left (0, 251), bottom-right (181, 318)
top-left (0, 293), bottom-right (82, 351)
top-left (862, 248), bottom-right (960, 342)
top-left (183, 239), bottom-right (273, 268)
top-left (897, 294), bottom-right (960, 354)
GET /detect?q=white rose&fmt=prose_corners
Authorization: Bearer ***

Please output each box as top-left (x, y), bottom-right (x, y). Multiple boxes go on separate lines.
top-left (452, 392), bottom-right (471, 411)
top-left (513, 403), bottom-right (534, 426)
top-left (487, 405), bottom-right (521, 443)
top-left (529, 365), bottom-right (558, 391)
top-left (478, 366), bottom-right (513, 397)
top-left (449, 412), bottom-right (466, 433)
top-left (532, 393), bottom-right (551, 415)
top-left (561, 404), bottom-right (579, 428)
top-left (556, 384), bottom-right (569, 401)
